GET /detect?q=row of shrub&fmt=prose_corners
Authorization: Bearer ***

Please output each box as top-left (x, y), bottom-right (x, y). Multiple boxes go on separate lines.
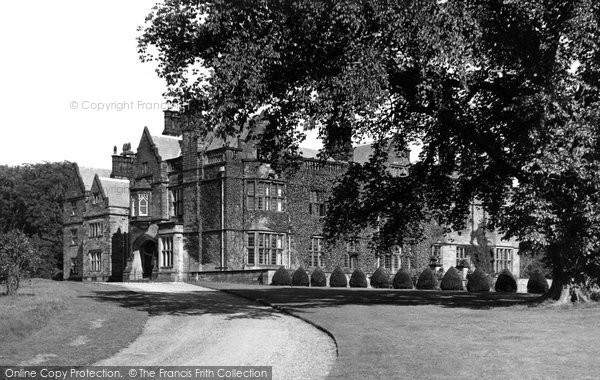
top-left (271, 266), bottom-right (550, 294)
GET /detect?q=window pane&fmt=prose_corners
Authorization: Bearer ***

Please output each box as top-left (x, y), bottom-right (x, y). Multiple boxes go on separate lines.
top-left (258, 197), bottom-right (264, 210)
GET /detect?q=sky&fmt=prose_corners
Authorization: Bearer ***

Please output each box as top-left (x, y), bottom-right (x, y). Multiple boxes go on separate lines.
top-left (0, 1), bottom-right (414, 170)
top-left (0, 1), bottom-right (172, 169)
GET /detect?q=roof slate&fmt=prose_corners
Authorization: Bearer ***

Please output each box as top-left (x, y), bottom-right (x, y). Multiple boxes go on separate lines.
top-left (78, 167), bottom-right (112, 190)
top-left (98, 177), bottom-right (130, 208)
top-left (352, 145), bottom-right (374, 164)
top-left (151, 135), bottom-right (182, 160)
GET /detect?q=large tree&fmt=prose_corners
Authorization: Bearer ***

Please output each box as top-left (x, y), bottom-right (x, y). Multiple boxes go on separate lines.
top-left (0, 230), bottom-right (39, 295)
top-left (0, 163), bottom-right (76, 278)
top-left (139, 0), bottom-right (600, 300)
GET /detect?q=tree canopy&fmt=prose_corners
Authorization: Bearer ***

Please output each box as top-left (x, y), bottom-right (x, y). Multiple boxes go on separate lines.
top-left (139, 0), bottom-right (600, 299)
top-left (0, 163), bottom-right (76, 278)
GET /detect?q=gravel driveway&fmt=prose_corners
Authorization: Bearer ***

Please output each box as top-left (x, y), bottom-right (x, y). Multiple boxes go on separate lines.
top-left (95, 282), bottom-right (336, 379)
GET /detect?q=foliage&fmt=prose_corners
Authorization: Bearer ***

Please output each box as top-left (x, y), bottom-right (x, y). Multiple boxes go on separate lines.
top-left (310, 266), bottom-right (327, 287)
top-left (329, 267), bottom-right (348, 288)
top-left (440, 266), bottom-right (463, 291)
top-left (435, 267), bottom-right (445, 283)
top-left (139, 1), bottom-right (600, 299)
top-left (495, 269), bottom-right (518, 293)
top-left (457, 259), bottom-right (471, 269)
top-left (466, 268), bottom-right (491, 293)
top-left (291, 266), bottom-right (309, 287)
top-left (416, 268), bottom-right (438, 290)
top-left (521, 260), bottom-right (552, 279)
top-left (0, 163), bottom-right (76, 278)
top-left (0, 230), bottom-right (40, 295)
top-left (349, 268), bottom-right (368, 288)
top-left (271, 266), bottom-right (292, 286)
top-left (527, 270), bottom-right (550, 294)
top-left (392, 269), bottom-right (414, 289)
top-left (370, 267), bottom-right (390, 288)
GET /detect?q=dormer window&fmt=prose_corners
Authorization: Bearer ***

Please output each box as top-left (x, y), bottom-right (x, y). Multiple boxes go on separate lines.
top-left (70, 201), bottom-right (77, 216)
top-left (138, 193), bottom-right (149, 216)
top-left (141, 162), bottom-right (149, 175)
top-left (92, 192), bottom-right (101, 205)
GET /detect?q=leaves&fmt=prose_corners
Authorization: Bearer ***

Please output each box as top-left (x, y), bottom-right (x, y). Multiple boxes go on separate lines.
top-left (140, 1), bottom-right (600, 285)
top-left (0, 162), bottom-right (77, 277)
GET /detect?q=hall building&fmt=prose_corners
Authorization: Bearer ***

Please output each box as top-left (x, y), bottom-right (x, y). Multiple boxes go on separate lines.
top-left (62, 112), bottom-right (519, 282)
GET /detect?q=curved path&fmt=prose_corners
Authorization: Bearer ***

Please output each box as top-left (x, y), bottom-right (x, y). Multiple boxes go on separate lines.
top-left (94, 282), bottom-right (336, 379)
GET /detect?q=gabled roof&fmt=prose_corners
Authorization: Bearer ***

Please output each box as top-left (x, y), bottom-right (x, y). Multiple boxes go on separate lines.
top-left (150, 134), bottom-right (181, 161)
top-left (78, 167), bottom-right (112, 190)
top-left (352, 143), bottom-right (410, 165)
top-left (352, 145), bottom-right (374, 164)
top-left (94, 175), bottom-right (130, 208)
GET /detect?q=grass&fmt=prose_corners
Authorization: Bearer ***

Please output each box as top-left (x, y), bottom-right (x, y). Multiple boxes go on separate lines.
top-left (0, 279), bottom-right (148, 366)
top-left (198, 282), bottom-right (600, 379)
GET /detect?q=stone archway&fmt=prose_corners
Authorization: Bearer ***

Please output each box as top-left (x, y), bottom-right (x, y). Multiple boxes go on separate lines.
top-left (140, 240), bottom-right (157, 278)
top-left (130, 233), bottom-right (158, 280)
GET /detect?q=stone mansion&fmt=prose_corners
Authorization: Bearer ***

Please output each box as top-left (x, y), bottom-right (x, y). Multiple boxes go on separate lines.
top-left (62, 111), bottom-right (520, 282)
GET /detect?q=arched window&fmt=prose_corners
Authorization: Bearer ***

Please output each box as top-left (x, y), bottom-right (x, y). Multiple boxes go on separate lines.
top-left (138, 193), bottom-right (149, 216)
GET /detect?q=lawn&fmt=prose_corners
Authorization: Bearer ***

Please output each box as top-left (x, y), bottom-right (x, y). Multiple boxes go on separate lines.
top-left (0, 279), bottom-right (148, 366)
top-left (198, 282), bottom-right (600, 379)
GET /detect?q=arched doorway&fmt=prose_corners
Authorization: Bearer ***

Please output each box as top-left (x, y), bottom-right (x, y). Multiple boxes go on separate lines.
top-left (140, 240), bottom-right (157, 278)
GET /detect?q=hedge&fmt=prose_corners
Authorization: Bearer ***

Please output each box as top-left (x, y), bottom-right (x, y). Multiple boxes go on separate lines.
top-left (271, 266), bottom-right (292, 286)
top-left (416, 268), bottom-right (438, 290)
top-left (310, 267), bottom-right (327, 287)
top-left (349, 268), bottom-right (368, 288)
top-left (466, 268), bottom-right (491, 292)
top-left (370, 267), bottom-right (391, 288)
top-left (440, 266), bottom-right (463, 291)
top-left (495, 269), bottom-right (517, 293)
top-left (291, 266), bottom-right (309, 287)
top-left (329, 267), bottom-right (348, 288)
top-left (393, 269), bottom-right (414, 289)
top-left (527, 270), bottom-right (549, 294)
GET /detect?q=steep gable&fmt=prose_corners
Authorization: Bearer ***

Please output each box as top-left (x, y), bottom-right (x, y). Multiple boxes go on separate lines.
top-left (98, 177), bottom-right (130, 208)
top-left (151, 134), bottom-right (181, 160)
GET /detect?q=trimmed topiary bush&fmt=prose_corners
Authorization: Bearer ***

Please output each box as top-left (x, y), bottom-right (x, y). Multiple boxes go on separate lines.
top-left (349, 268), bottom-right (368, 288)
top-left (495, 269), bottom-right (517, 293)
top-left (416, 268), bottom-right (439, 290)
top-left (440, 266), bottom-right (463, 291)
top-left (329, 266), bottom-right (348, 288)
top-left (271, 266), bottom-right (291, 286)
top-left (527, 270), bottom-right (549, 294)
top-left (466, 268), bottom-right (491, 292)
top-left (370, 267), bottom-right (391, 288)
top-left (291, 266), bottom-right (309, 287)
top-left (310, 267), bottom-right (327, 287)
top-left (392, 269), bottom-right (414, 289)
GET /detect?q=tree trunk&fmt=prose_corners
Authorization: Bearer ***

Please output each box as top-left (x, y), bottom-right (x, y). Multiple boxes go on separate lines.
top-left (6, 275), bottom-right (18, 295)
top-left (540, 243), bottom-right (594, 304)
top-left (546, 243), bottom-right (568, 301)
top-left (6, 266), bottom-right (20, 296)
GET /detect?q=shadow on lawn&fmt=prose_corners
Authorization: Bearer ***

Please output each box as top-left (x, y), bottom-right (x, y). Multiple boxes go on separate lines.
top-left (204, 284), bottom-right (540, 311)
top-left (84, 288), bottom-right (280, 320)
